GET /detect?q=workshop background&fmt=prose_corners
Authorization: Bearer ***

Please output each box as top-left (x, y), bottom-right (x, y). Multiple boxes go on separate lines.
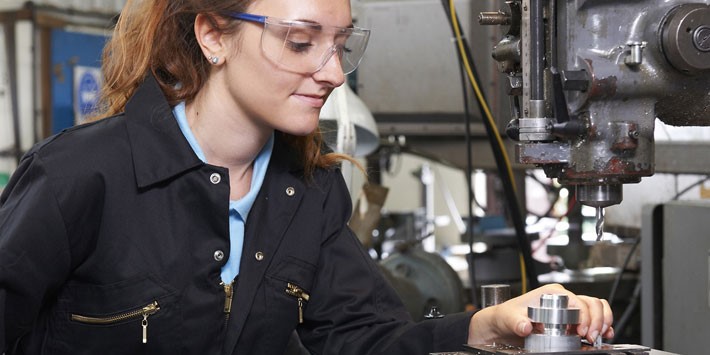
top-left (1, 1), bottom-right (709, 354)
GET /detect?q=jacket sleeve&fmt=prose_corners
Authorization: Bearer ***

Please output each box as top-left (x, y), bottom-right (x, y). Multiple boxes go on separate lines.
top-left (298, 170), bottom-right (474, 355)
top-left (0, 153), bottom-right (75, 351)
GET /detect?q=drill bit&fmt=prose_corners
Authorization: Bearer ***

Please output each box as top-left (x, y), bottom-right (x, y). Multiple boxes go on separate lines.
top-left (595, 207), bottom-right (605, 241)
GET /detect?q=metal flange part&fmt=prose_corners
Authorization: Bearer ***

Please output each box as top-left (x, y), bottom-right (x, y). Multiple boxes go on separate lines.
top-left (525, 294), bottom-right (581, 352)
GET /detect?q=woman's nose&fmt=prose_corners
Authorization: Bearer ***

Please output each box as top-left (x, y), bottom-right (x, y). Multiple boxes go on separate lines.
top-left (312, 48), bottom-right (345, 87)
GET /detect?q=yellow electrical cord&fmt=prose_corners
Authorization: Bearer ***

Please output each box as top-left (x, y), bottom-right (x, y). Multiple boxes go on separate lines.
top-left (449, 0), bottom-right (528, 294)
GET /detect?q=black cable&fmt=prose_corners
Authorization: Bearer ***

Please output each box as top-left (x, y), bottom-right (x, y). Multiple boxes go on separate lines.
top-left (607, 237), bottom-right (640, 308)
top-left (438, 1), bottom-right (479, 307)
top-left (526, 171), bottom-right (556, 193)
top-left (441, 0), bottom-right (539, 289)
top-left (457, 19), bottom-right (479, 308)
top-left (525, 172), bottom-right (562, 221)
top-left (670, 175), bottom-right (710, 201)
top-left (611, 279), bottom-right (642, 344)
top-left (471, 189), bottom-right (488, 215)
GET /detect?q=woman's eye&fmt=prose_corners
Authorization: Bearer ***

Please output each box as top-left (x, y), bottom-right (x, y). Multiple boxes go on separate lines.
top-left (335, 45), bottom-right (353, 57)
top-left (286, 40), bottom-right (313, 53)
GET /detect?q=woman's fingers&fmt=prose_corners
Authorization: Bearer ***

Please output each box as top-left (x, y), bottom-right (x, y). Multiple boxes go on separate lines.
top-left (468, 283), bottom-right (615, 347)
top-left (574, 295), bottom-right (614, 342)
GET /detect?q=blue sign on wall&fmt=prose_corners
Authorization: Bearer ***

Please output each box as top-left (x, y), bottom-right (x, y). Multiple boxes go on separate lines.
top-left (74, 66), bottom-right (103, 125)
top-left (51, 29), bottom-right (107, 134)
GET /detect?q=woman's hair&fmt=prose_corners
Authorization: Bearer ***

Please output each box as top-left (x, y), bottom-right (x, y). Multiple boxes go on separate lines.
top-left (97, 0), bottom-right (361, 177)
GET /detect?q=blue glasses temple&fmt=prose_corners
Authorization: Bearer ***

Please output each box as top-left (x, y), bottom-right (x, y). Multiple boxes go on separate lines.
top-left (229, 12), bottom-right (267, 24)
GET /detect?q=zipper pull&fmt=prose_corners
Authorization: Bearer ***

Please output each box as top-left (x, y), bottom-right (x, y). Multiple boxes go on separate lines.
top-left (297, 298), bottom-right (304, 323)
top-left (222, 281), bottom-right (234, 314)
top-left (141, 301), bottom-right (160, 344)
top-left (286, 283), bottom-right (310, 324)
top-left (142, 314), bottom-right (148, 343)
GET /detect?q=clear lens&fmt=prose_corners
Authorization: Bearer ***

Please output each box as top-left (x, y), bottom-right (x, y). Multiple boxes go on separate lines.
top-left (261, 20), bottom-right (370, 75)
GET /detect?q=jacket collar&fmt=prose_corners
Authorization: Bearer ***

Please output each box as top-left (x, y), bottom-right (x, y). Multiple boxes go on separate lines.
top-left (123, 73), bottom-right (304, 188)
top-left (124, 74), bottom-right (203, 188)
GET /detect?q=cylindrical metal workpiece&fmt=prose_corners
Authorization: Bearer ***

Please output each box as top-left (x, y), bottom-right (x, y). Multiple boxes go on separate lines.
top-left (525, 333), bottom-right (581, 352)
top-left (528, 304), bottom-right (580, 325)
top-left (540, 293), bottom-right (568, 309)
top-left (525, 294), bottom-right (581, 352)
top-left (481, 284), bottom-right (511, 308)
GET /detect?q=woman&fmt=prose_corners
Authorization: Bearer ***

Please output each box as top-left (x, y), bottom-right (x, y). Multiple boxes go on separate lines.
top-left (0, 0), bottom-right (613, 353)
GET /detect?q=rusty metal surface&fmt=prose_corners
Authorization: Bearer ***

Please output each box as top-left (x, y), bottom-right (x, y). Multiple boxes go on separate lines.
top-left (483, 0), bottom-right (710, 206)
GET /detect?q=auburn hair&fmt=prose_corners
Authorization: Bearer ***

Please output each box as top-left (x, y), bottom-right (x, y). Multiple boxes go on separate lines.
top-left (96, 0), bottom-right (360, 177)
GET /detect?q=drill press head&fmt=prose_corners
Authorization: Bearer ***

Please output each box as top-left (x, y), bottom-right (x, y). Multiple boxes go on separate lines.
top-left (485, 1), bottom-right (710, 208)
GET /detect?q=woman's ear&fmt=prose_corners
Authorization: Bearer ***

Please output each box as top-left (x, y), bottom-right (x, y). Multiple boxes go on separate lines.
top-left (194, 13), bottom-right (226, 65)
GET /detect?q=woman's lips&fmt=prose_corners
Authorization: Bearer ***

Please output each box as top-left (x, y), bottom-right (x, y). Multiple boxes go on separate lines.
top-left (292, 94), bottom-right (325, 108)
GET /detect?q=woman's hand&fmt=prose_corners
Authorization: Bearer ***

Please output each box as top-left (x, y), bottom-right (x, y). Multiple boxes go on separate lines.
top-left (467, 283), bottom-right (614, 346)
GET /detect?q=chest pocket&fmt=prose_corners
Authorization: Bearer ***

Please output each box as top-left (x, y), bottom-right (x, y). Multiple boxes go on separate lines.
top-left (264, 256), bottom-right (316, 327)
top-left (48, 275), bottom-right (182, 355)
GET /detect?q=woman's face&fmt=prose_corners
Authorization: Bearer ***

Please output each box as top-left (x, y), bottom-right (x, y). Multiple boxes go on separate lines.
top-left (219, 0), bottom-right (352, 136)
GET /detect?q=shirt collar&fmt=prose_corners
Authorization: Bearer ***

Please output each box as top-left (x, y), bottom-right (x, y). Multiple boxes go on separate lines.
top-left (173, 101), bottom-right (274, 221)
top-left (173, 101), bottom-right (207, 162)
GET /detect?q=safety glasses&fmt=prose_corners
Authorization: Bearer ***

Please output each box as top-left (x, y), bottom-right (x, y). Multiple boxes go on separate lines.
top-left (228, 12), bottom-right (370, 75)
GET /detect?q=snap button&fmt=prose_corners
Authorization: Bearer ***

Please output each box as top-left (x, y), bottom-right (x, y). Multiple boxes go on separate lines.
top-left (255, 251), bottom-right (265, 261)
top-left (213, 250), bottom-right (225, 261)
top-left (285, 187), bottom-right (295, 196)
top-left (210, 173), bottom-right (221, 184)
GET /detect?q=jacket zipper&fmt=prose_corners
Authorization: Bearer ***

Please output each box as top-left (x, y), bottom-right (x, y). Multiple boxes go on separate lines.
top-left (70, 301), bottom-right (160, 343)
top-left (285, 283), bottom-right (310, 324)
top-left (220, 280), bottom-right (235, 326)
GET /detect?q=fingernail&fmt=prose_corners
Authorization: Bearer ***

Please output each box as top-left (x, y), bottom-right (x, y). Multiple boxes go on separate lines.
top-left (608, 327), bottom-right (615, 339)
top-left (589, 330), bottom-right (599, 343)
top-left (578, 325), bottom-right (588, 336)
top-left (518, 321), bottom-right (528, 335)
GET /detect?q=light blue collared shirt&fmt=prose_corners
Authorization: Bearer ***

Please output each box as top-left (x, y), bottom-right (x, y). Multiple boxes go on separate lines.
top-left (173, 102), bottom-right (274, 283)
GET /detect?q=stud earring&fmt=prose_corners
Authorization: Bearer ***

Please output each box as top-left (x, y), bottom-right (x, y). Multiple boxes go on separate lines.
top-left (208, 56), bottom-right (219, 65)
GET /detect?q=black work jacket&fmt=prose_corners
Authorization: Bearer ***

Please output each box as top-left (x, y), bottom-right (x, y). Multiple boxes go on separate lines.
top-left (0, 75), bottom-right (472, 354)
